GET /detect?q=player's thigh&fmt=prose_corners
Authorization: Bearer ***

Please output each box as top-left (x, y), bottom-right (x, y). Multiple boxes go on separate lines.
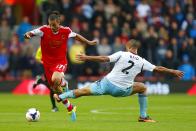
top-left (51, 72), bottom-right (64, 93)
top-left (130, 82), bottom-right (147, 95)
top-left (51, 63), bottom-right (67, 83)
top-left (89, 79), bottom-right (106, 95)
top-left (51, 71), bottom-right (64, 84)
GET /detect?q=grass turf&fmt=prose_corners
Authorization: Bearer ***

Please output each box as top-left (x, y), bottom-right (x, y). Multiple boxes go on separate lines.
top-left (0, 94), bottom-right (196, 131)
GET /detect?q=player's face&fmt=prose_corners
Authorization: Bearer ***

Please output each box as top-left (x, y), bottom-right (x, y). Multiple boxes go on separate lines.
top-left (48, 19), bottom-right (60, 33)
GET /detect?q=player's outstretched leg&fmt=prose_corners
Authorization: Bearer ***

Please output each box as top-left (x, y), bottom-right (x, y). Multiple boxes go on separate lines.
top-left (53, 87), bottom-right (92, 101)
top-left (132, 82), bottom-right (156, 122)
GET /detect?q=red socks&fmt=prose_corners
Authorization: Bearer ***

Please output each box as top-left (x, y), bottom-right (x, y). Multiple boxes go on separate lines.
top-left (63, 99), bottom-right (73, 112)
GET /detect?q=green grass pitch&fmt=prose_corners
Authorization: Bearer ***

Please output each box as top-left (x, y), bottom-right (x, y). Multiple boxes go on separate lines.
top-left (0, 94), bottom-right (196, 131)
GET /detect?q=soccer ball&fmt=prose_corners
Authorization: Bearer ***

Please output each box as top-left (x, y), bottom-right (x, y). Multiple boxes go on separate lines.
top-left (25, 108), bottom-right (40, 122)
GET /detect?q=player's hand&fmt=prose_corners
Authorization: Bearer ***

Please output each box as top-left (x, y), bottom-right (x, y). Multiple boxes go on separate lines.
top-left (24, 32), bottom-right (32, 39)
top-left (173, 70), bottom-right (184, 79)
top-left (76, 53), bottom-right (87, 61)
top-left (88, 40), bottom-right (98, 45)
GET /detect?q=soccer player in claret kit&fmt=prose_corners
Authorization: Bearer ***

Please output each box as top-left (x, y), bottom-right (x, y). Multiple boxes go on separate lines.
top-left (54, 39), bottom-right (184, 122)
top-left (24, 11), bottom-right (97, 121)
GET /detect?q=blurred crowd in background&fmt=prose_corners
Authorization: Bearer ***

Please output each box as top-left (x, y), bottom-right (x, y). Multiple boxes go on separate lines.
top-left (0, 0), bottom-right (195, 81)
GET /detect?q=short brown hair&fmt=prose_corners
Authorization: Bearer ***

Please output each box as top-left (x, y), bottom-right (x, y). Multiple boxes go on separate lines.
top-left (126, 39), bottom-right (141, 48)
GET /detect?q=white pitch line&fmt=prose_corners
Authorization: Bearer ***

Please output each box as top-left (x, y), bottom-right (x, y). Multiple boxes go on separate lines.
top-left (90, 105), bottom-right (196, 115)
top-left (91, 109), bottom-right (121, 115)
top-left (90, 107), bottom-right (133, 115)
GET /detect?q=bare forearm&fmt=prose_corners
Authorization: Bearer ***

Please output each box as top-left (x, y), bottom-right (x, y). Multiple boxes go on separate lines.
top-left (153, 66), bottom-right (184, 78)
top-left (75, 34), bottom-right (91, 44)
top-left (154, 66), bottom-right (175, 75)
top-left (84, 56), bottom-right (109, 62)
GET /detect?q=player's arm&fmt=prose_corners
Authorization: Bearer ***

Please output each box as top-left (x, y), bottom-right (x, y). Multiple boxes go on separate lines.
top-left (153, 66), bottom-right (184, 78)
top-left (76, 51), bottom-right (122, 63)
top-left (24, 27), bottom-right (44, 39)
top-left (76, 53), bottom-right (109, 62)
top-left (75, 34), bottom-right (97, 45)
top-left (142, 59), bottom-right (184, 79)
top-left (67, 27), bottom-right (97, 45)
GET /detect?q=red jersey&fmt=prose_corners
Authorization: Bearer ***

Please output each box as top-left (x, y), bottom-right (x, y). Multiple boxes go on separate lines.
top-left (30, 25), bottom-right (76, 85)
top-left (41, 25), bottom-right (71, 65)
top-left (31, 25), bottom-right (74, 66)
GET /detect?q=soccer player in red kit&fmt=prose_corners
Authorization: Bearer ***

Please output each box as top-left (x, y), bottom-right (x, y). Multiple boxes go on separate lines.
top-left (24, 11), bottom-right (97, 121)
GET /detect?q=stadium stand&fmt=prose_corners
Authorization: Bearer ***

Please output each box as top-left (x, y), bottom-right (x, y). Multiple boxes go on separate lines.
top-left (0, 0), bottom-right (195, 81)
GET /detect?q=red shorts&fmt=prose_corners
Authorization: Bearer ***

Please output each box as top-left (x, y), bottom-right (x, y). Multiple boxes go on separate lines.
top-left (43, 63), bottom-right (67, 86)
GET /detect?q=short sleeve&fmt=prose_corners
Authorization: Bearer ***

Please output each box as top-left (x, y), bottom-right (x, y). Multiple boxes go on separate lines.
top-left (66, 27), bottom-right (72, 33)
top-left (68, 31), bottom-right (77, 38)
top-left (30, 26), bottom-right (44, 37)
top-left (142, 58), bottom-right (156, 72)
top-left (63, 27), bottom-right (76, 38)
top-left (108, 51), bottom-right (122, 62)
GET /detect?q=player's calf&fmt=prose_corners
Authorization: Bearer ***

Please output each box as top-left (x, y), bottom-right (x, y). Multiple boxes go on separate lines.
top-left (51, 72), bottom-right (64, 93)
top-left (51, 72), bottom-right (70, 93)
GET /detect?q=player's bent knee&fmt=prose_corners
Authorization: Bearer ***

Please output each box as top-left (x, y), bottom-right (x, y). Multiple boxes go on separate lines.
top-left (134, 82), bottom-right (147, 94)
top-left (51, 77), bottom-right (61, 85)
top-left (51, 73), bottom-right (62, 85)
top-left (139, 83), bottom-right (147, 93)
